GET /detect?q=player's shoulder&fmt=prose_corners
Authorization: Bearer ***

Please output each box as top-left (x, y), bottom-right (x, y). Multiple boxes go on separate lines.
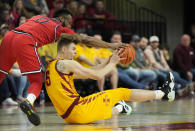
top-left (57, 59), bottom-right (78, 67)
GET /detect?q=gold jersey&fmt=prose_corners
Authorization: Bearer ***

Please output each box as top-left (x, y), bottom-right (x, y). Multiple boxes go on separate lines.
top-left (45, 59), bottom-right (80, 117)
top-left (45, 59), bottom-right (131, 124)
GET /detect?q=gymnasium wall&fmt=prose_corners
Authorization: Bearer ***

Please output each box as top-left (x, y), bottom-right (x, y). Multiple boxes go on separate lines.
top-left (131, 0), bottom-right (184, 54)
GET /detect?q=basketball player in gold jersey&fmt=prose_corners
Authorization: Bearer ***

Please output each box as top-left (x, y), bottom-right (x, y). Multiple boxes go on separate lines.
top-left (45, 34), bottom-right (175, 124)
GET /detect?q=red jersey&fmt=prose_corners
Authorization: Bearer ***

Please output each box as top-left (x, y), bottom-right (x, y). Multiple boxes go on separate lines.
top-left (15, 15), bottom-right (75, 47)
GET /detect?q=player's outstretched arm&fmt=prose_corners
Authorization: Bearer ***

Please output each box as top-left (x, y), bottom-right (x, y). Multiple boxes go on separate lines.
top-left (60, 33), bottom-right (125, 50)
top-left (56, 51), bottom-right (122, 80)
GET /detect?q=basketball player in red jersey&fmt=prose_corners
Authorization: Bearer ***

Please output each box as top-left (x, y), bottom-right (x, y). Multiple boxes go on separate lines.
top-left (0, 9), bottom-right (123, 126)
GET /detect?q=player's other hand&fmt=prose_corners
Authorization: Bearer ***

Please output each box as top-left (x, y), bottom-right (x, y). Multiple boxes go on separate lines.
top-left (109, 49), bottom-right (125, 64)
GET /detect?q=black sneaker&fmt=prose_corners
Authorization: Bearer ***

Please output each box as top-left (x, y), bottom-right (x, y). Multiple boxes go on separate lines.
top-left (20, 100), bottom-right (41, 126)
top-left (160, 72), bottom-right (175, 102)
top-left (115, 100), bottom-right (132, 115)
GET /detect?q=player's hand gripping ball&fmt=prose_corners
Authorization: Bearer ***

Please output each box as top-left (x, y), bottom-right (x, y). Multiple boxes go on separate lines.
top-left (117, 44), bottom-right (136, 65)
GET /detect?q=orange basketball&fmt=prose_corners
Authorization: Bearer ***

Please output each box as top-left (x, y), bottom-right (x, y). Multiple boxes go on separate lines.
top-left (118, 44), bottom-right (136, 65)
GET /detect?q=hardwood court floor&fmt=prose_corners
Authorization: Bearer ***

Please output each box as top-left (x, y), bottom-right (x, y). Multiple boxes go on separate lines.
top-left (0, 98), bottom-right (194, 131)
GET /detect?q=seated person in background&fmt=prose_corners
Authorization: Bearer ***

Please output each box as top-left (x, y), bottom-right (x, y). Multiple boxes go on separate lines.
top-left (10, 63), bottom-right (29, 101)
top-left (45, 34), bottom-right (175, 124)
top-left (123, 35), bottom-right (157, 89)
top-left (74, 34), bottom-right (118, 91)
top-left (23, 0), bottom-right (49, 15)
top-left (173, 34), bottom-right (195, 81)
top-left (87, 0), bottom-right (115, 20)
top-left (139, 37), bottom-right (148, 51)
top-left (0, 75), bottom-right (18, 106)
top-left (87, 0), bottom-right (115, 31)
top-left (11, 0), bottom-right (32, 28)
top-left (160, 44), bottom-right (171, 66)
top-left (0, 24), bottom-right (10, 43)
top-left (49, 0), bottom-right (65, 18)
top-left (172, 34), bottom-right (195, 94)
top-left (67, 1), bottom-right (79, 16)
top-left (73, 4), bottom-right (93, 35)
top-left (38, 42), bottom-right (58, 62)
top-left (111, 31), bottom-right (149, 89)
top-left (93, 34), bottom-right (118, 91)
top-left (74, 34), bottom-right (96, 68)
top-left (145, 36), bottom-right (192, 95)
top-left (0, 7), bottom-right (14, 30)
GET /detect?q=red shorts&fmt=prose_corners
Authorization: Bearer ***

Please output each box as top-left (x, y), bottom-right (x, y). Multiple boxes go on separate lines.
top-left (0, 31), bottom-right (42, 75)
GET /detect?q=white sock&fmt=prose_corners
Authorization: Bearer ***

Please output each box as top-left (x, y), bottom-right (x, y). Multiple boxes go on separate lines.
top-left (155, 90), bottom-right (165, 99)
top-left (115, 104), bottom-right (123, 112)
top-left (27, 94), bottom-right (36, 105)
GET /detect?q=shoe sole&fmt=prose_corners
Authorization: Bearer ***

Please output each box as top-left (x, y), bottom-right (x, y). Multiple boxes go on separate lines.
top-left (20, 102), bottom-right (41, 126)
top-left (168, 72), bottom-right (175, 102)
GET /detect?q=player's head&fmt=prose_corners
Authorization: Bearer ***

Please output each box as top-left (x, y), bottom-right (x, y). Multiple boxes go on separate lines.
top-left (53, 8), bottom-right (72, 28)
top-left (57, 34), bottom-right (78, 60)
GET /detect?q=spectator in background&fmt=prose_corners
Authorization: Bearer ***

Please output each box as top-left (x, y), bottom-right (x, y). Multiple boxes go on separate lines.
top-left (0, 7), bottom-right (14, 29)
top-left (10, 63), bottom-right (30, 101)
top-left (87, 0), bottom-right (115, 20)
top-left (22, 0), bottom-right (49, 15)
top-left (93, 34), bottom-right (118, 91)
top-left (173, 34), bottom-right (195, 83)
top-left (11, 0), bottom-right (31, 28)
top-left (74, 34), bottom-right (96, 68)
top-left (111, 31), bottom-right (148, 89)
top-left (15, 15), bottom-right (26, 27)
top-left (67, 0), bottom-right (78, 16)
top-left (49, 0), bottom-right (64, 18)
top-left (124, 35), bottom-right (157, 88)
top-left (78, 0), bottom-right (94, 8)
top-left (0, 75), bottom-right (18, 106)
top-left (0, 24), bottom-right (10, 41)
top-left (145, 36), bottom-right (191, 94)
top-left (78, 0), bottom-right (94, 22)
top-left (73, 4), bottom-right (93, 34)
top-left (139, 37), bottom-right (148, 50)
top-left (160, 44), bottom-right (171, 66)
top-left (87, 0), bottom-right (115, 33)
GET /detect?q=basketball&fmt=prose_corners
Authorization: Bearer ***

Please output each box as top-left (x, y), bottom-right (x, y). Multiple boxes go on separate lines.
top-left (118, 44), bottom-right (136, 65)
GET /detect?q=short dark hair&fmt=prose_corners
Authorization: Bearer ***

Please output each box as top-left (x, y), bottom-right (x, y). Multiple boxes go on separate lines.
top-left (112, 31), bottom-right (121, 36)
top-left (57, 34), bottom-right (78, 52)
top-left (53, 8), bottom-right (72, 18)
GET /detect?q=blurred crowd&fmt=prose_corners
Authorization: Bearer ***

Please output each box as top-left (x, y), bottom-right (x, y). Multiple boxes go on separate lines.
top-left (0, 0), bottom-right (195, 106)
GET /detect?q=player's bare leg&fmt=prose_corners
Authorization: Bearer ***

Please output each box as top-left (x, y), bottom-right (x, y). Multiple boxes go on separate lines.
top-left (113, 72), bottom-right (175, 116)
top-left (129, 72), bottom-right (175, 102)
